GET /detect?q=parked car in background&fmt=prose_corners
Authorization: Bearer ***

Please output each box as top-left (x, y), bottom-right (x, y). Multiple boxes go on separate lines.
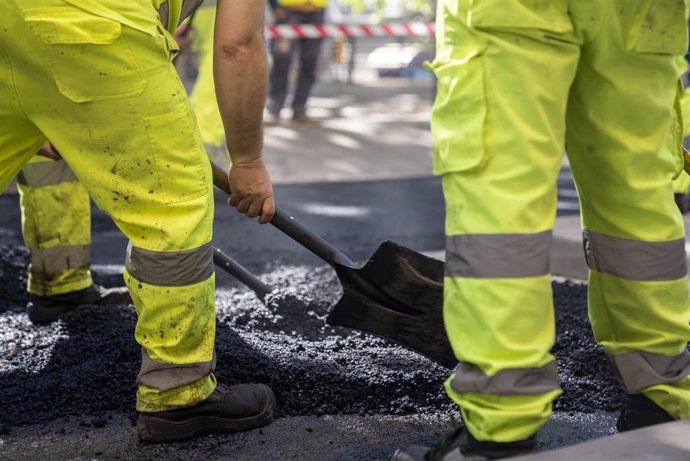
top-left (367, 42), bottom-right (433, 78)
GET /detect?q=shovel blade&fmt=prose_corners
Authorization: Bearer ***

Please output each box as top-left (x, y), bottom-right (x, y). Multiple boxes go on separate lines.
top-left (326, 241), bottom-right (456, 368)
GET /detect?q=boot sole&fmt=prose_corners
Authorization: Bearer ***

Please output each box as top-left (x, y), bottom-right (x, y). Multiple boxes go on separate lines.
top-left (27, 304), bottom-right (79, 324)
top-left (617, 409), bottom-right (675, 432)
top-left (28, 290), bottom-right (131, 324)
top-left (137, 387), bottom-right (276, 443)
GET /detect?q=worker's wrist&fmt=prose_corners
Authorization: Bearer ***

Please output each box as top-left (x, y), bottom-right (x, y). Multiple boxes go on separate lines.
top-left (230, 157), bottom-right (265, 168)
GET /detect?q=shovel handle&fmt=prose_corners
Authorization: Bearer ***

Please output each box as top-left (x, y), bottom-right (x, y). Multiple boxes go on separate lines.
top-left (212, 246), bottom-right (272, 300)
top-left (210, 161), bottom-right (354, 267)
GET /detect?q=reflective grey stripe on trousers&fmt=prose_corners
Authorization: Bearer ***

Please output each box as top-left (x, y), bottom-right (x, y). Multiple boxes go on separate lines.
top-left (450, 361), bottom-right (560, 395)
top-left (138, 349), bottom-right (216, 392)
top-left (608, 350), bottom-right (690, 394)
top-left (126, 241), bottom-right (214, 286)
top-left (445, 231), bottom-right (552, 278)
top-left (583, 230), bottom-right (687, 281)
top-left (17, 160), bottom-right (77, 187)
top-left (129, 242), bottom-right (215, 390)
top-left (31, 244), bottom-right (90, 275)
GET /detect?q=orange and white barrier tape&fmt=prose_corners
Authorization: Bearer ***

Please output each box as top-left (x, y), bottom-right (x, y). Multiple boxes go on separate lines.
top-left (265, 22), bottom-right (435, 39)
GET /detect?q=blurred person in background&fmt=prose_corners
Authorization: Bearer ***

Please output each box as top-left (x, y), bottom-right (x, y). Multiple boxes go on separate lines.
top-left (265, 0), bottom-right (327, 126)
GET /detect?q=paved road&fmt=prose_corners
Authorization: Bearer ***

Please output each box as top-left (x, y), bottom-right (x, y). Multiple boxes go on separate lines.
top-left (0, 77), bottom-right (628, 461)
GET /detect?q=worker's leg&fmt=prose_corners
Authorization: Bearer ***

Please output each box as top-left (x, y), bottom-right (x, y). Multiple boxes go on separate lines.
top-left (17, 154), bottom-right (131, 324)
top-left (18, 156), bottom-right (93, 296)
top-left (434, 0), bottom-right (579, 443)
top-left (0, 45), bottom-right (45, 193)
top-left (10, 3), bottom-right (216, 413)
top-left (566, 0), bottom-right (690, 422)
top-left (267, 33), bottom-right (295, 117)
top-left (292, 10), bottom-right (324, 118)
top-left (673, 80), bottom-right (690, 212)
top-left (672, 172), bottom-right (690, 212)
top-left (189, 6), bottom-right (228, 164)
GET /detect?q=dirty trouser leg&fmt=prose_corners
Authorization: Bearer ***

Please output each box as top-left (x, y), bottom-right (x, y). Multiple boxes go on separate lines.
top-left (5, 2), bottom-right (217, 412)
top-left (566, 0), bottom-right (690, 419)
top-left (291, 10), bottom-right (324, 117)
top-left (0, 45), bottom-right (44, 191)
top-left (18, 157), bottom-right (92, 296)
top-left (430, 0), bottom-right (579, 442)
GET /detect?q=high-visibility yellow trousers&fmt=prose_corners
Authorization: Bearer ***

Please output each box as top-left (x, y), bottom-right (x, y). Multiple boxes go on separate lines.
top-left (672, 172), bottom-right (690, 194)
top-left (18, 4), bottom-right (228, 297)
top-left (1, 0), bottom-right (217, 413)
top-left (18, 156), bottom-right (93, 296)
top-left (189, 6), bottom-right (229, 166)
top-left (429, 0), bottom-right (690, 442)
top-left (673, 85), bottom-right (690, 193)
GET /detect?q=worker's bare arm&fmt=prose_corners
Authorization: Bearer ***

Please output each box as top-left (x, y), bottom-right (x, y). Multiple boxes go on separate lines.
top-left (214, 0), bottom-right (274, 223)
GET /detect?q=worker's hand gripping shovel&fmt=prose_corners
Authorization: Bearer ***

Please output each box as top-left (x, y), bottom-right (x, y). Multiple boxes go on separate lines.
top-left (211, 161), bottom-right (456, 369)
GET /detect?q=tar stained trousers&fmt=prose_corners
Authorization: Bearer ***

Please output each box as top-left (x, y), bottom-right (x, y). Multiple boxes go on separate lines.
top-left (429, 0), bottom-right (690, 442)
top-left (18, 156), bottom-right (93, 296)
top-left (1, 0), bottom-right (217, 413)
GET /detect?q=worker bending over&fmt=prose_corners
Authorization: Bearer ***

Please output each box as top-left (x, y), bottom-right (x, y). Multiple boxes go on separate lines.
top-left (1, 0), bottom-right (276, 444)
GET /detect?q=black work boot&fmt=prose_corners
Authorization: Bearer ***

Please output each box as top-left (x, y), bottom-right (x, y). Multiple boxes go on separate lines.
top-left (617, 393), bottom-right (675, 432)
top-left (137, 383), bottom-right (276, 443)
top-left (28, 285), bottom-right (132, 324)
top-left (392, 426), bottom-right (537, 461)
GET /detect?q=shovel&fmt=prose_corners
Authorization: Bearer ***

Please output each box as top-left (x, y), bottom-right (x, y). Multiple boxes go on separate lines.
top-left (211, 162), bottom-right (456, 368)
top-left (212, 246), bottom-right (273, 301)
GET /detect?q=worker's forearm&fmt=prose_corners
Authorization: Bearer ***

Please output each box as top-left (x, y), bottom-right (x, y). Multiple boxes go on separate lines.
top-left (213, 34), bottom-right (268, 164)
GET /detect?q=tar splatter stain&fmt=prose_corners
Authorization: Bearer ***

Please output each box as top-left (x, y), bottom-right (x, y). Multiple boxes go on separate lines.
top-left (0, 244), bottom-right (623, 430)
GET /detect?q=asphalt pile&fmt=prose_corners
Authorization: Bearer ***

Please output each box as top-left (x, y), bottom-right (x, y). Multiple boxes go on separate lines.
top-left (0, 243), bottom-right (622, 433)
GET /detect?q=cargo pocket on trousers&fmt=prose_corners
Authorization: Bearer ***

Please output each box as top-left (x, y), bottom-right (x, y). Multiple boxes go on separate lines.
top-left (625, 0), bottom-right (688, 54)
top-left (426, 43), bottom-right (489, 175)
top-left (469, 0), bottom-right (573, 34)
top-left (144, 107), bottom-right (208, 204)
top-left (23, 6), bottom-right (146, 103)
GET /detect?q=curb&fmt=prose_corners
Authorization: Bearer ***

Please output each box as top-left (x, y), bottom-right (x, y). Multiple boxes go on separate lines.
top-left (510, 419), bottom-right (690, 461)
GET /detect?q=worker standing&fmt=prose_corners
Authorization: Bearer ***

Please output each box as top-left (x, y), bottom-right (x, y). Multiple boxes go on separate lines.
top-left (18, 143), bottom-right (131, 324)
top-left (1, 0), bottom-right (276, 444)
top-left (394, 1), bottom-right (690, 460)
top-left (265, 0), bottom-right (327, 125)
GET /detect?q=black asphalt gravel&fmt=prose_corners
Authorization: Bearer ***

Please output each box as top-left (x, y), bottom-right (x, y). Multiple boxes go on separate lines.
top-left (0, 242), bottom-right (621, 430)
top-left (0, 177), bottom-right (621, 459)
